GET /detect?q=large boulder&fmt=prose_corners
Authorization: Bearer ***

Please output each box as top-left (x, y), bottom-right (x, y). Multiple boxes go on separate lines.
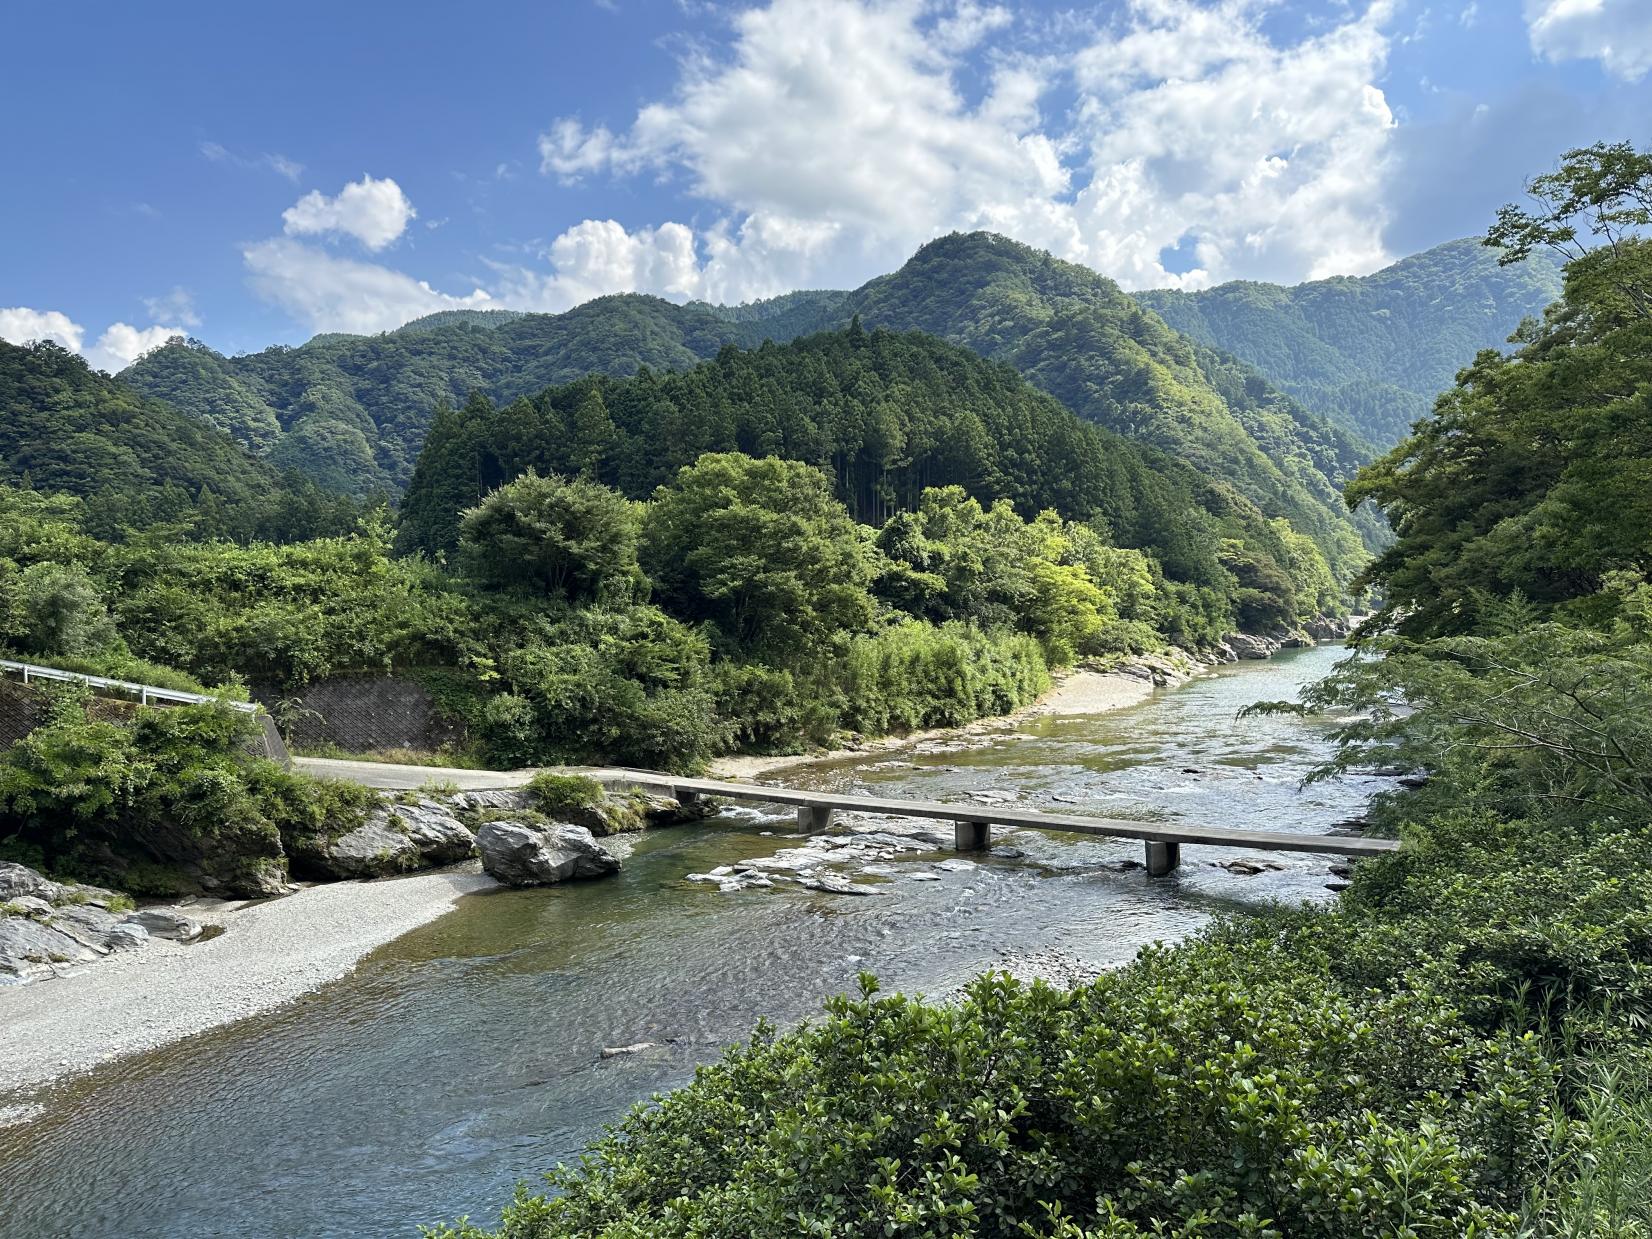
top-left (475, 820), bottom-right (620, 887)
top-left (0, 914), bottom-right (102, 981)
top-left (1223, 632), bottom-right (1280, 660)
top-left (0, 862), bottom-right (62, 903)
top-left (124, 909), bottom-right (203, 941)
top-left (294, 799), bottom-right (476, 880)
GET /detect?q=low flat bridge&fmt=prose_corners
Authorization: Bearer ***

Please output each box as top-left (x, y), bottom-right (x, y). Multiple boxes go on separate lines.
top-left (579, 768), bottom-right (1398, 876)
top-left (293, 757), bottom-right (1398, 877)
top-left (4, 663), bottom-right (1396, 878)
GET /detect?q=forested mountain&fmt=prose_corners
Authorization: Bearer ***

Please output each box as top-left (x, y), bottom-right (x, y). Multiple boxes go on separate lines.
top-left (401, 325), bottom-right (1349, 638)
top-left (839, 233), bottom-right (1379, 575)
top-left (1137, 239), bottom-right (1563, 446)
top-left (0, 340), bottom-right (357, 541)
top-left (123, 296), bottom-right (767, 495)
top-left (125, 234), bottom-right (1381, 576)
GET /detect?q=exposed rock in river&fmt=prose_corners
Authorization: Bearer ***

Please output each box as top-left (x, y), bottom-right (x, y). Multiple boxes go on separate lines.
top-left (292, 799), bottom-right (476, 880)
top-left (475, 821), bottom-right (620, 887)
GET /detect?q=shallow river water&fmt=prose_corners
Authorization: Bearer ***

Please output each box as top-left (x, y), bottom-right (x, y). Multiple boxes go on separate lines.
top-left (0, 644), bottom-right (1386, 1238)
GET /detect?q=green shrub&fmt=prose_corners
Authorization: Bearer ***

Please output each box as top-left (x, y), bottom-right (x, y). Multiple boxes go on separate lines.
top-left (527, 772), bottom-right (605, 814)
top-left (834, 621), bottom-right (1049, 736)
top-left (428, 793), bottom-right (1652, 1238)
top-left (0, 688), bottom-right (371, 896)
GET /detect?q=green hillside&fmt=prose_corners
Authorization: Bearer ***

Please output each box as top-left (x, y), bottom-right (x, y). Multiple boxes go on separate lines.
top-left (843, 232), bottom-right (1378, 580)
top-left (1136, 238), bottom-right (1564, 446)
top-left (0, 339), bottom-right (356, 541)
top-left (123, 296), bottom-right (763, 496)
top-left (401, 324), bottom-right (1351, 637)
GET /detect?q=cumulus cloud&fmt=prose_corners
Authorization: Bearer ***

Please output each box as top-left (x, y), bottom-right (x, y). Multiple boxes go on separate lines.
top-left (87, 323), bottom-right (185, 372)
top-left (523, 0), bottom-right (1398, 302)
top-left (1526, 0), bottom-right (1652, 81)
top-left (244, 0), bottom-right (1403, 333)
top-left (244, 238), bottom-right (490, 334)
top-left (0, 308), bottom-right (184, 372)
top-left (0, 307), bottom-right (84, 352)
top-left (282, 175), bottom-right (417, 250)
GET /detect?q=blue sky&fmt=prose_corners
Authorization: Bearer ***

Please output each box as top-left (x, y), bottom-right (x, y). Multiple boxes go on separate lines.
top-left (2, 0), bottom-right (1648, 369)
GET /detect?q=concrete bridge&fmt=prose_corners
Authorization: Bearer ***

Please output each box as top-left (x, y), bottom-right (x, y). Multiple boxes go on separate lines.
top-left (296, 757), bottom-right (1399, 876)
top-left (0, 660), bottom-right (1397, 878)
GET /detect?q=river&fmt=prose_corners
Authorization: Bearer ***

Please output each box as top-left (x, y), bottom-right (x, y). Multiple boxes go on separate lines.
top-left (0, 644), bottom-right (1386, 1238)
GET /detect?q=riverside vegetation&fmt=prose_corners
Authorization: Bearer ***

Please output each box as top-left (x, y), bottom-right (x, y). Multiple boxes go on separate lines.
top-left (420, 144), bottom-right (1652, 1237)
top-left (0, 134), bottom-right (1639, 1233)
top-left (0, 310), bottom-right (1361, 895)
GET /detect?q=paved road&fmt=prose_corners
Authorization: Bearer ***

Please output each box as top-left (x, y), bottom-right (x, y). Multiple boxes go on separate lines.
top-left (292, 756), bottom-right (539, 791)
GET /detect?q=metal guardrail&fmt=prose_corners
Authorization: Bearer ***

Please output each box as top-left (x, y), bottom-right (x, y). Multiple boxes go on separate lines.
top-left (0, 658), bottom-right (261, 713)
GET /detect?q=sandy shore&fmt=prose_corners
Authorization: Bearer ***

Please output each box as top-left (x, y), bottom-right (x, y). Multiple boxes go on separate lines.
top-left (710, 662), bottom-right (1191, 780)
top-left (0, 866), bottom-right (495, 1106)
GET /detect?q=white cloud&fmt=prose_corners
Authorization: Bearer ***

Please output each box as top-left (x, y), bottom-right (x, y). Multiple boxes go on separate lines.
top-left (282, 175), bottom-right (417, 251)
top-left (1526, 0), bottom-right (1652, 81)
top-left (244, 238), bottom-right (491, 334)
top-left (0, 309), bottom-right (185, 372)
top-left (87, 323), bottom-right (185, 372)
top-left (0, 307), bottom-right (84, 352)
top-left (142, 286), bottom-right (201, 329)
top-left (523, 0), bottom-right (1398, 303)
top-left (243, 0), bottom-right (1404, 333)
top-left (200, 141), bottom-right (304, 181)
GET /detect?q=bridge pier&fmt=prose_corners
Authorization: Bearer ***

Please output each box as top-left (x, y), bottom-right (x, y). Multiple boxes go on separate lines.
top-left (1145, 840), bottom-right (1181, 877)
top-left (954, 820), bottom-right (991, 851)
top-left (798, 804), bottom-right (834, 832)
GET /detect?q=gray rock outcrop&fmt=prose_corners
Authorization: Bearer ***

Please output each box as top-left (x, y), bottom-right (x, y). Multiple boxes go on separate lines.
top-left (475, 821), bottom-right (620, 886)
top-left (294, 799), bottom-right (475, 880)
top-left (1, 864), bottom-right (184, 983)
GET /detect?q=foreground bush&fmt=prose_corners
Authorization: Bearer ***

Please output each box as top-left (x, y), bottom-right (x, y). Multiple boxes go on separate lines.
top-left (430, 808), bottom-right (1652, 1238)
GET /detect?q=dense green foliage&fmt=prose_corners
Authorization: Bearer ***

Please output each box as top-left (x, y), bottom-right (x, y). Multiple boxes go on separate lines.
top-left (0, 340), bottom-right (360, 543)
top-left (1138, 239), bottom-right (1563, 447)
top-left (430, 153), bottom-right (1652, 1238)
top-left (1350, 146), bottom-right (1652, 638)
top-left (0, 688), bottom-right (373, 896)
top-left (846, 234), bottom-right (1380, 578)
top-left (122, 296), bottom-right (767, 495)
top-left (128, 234), bottom-right (1388, 592)
top-left (431, 799), bottom-right (1652, 1237)
top-left (400, 327), bottom-right (1350, 641)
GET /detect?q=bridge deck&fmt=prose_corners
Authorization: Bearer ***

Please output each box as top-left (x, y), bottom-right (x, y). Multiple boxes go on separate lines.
top-left (578, 767), bottom-right (1398, 861)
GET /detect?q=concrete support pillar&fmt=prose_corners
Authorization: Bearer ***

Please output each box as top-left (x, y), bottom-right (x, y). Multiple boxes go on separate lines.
top-left (1145, 840), bottom-right (1181, 877)
top-left (954, 820), bottom-right (991, 851)
top-left (798, 804), bottom-right (834, 832)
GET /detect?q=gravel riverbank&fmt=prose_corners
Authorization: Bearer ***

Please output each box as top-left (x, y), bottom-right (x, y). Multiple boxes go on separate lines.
top-left (0, 866), bottom-right (495, 1106)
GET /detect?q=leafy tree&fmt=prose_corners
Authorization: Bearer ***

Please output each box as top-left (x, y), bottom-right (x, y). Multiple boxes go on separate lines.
top-left (641, 454), bottom-right (875, 656)
top-left (1350, 143), bottom-right (1652, 637)
top-left (0, 562), bottom-right (117, 658)
top-left (457, 469), bottom-right (640, 603)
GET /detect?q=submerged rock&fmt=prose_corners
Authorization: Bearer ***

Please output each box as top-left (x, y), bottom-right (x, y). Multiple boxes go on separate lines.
top-left (800, 873), bottom-right (884, 896)
top-left (475, 821), bottom-right (620, 887)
